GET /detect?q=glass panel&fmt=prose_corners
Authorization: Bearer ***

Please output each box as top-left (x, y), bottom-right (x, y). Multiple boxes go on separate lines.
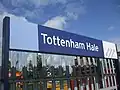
top-left (9, 51), bottom-right (76, 90)
top-left (9, 51), bottom-right (37, 80)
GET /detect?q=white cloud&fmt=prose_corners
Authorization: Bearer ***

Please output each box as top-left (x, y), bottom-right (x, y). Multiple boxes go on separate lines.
top-left (25, 0), bottom-right (67, 6)
top-left (0, 0), bottom-right (86, 24)
top-left (117, 5), bottom-right (120, 8)
top-left (65, 2), bottom-right (86, 20)
top-left (108, 26), bottom-right (115, 31)
top-left (43, 16), bottom-right (67, 30)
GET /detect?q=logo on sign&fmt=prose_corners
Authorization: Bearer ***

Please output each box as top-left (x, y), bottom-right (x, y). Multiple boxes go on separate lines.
top-left (106, 48), bottom-right (115, 58)
top-left (102, 41), bottom-right (117, 59)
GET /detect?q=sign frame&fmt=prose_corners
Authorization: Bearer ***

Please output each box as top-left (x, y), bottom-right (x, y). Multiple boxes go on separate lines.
top-left (38, 25), bottom-right (118, 59)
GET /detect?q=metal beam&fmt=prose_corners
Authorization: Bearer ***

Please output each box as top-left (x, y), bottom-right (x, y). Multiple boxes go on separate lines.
top-left (1, 16), bottom-right (10, 90)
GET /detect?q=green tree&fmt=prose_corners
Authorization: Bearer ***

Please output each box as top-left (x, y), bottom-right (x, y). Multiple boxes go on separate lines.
top-left (28, 60), bottom-right (33, 78)
top-left (8, 60), bottom-right (11, 70)
top-left (37, 54), bottom-right (42, 71)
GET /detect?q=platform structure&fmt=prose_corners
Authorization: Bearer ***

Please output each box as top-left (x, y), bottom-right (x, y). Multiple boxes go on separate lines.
top-left (0, 17), bottom-right (120, 90)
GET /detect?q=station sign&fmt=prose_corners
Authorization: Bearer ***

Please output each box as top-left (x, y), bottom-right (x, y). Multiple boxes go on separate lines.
top-left (38, 25), bottom-right (118, 59)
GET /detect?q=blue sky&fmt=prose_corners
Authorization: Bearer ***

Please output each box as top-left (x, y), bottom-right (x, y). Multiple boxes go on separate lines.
top-left (66, 0), bottom-right (120, 40)
top-left (0, 0), bottom-right (120, 50)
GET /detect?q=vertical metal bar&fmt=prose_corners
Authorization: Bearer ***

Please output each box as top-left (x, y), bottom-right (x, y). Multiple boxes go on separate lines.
top-left (23, 81), bottom-right (28, 90)
top-left (12, 82), bottom-right (16, 90)
top-left (67, 79), bottom-right (71, 90)
top-left (103, 59), bottom-right (108, 88)
top-left (86, 57), bottom-right (89, 90)
top-left (78, 57), bottom-right (84, 90)
top-left (10, 67), bottom-right (16, 90)
top-left (9, 82), bottom-right (12, 90)
top-left (51, 66), bottom-right (56, 90)
top-left (80, 78), bottom-right (84, 90)
top-left (100, 59), bottom-right (105, 88)
top-left (60, 80), bottom-right (64, 90)
top-left (43, 80), bottom-right (47, 90)
top-left (33, 81), bottom-right (38, 90)
top-left (74, 79), bottom-right (77, 90)
top-left (88, 57), bottom-right (94, 90)
top-left (93, 74), bottom-right (98, 90)
top-left (90, 57), bottom-right (96, 90)
top-left (76, 57), bottom-right (80, 90)
top-left (92, 58), bottom-right (99, 90)
top-left (86, 78), bottom-right (89, 90)
top-left (66, 66), bottom-right (71, 90)
top-left (94, 58), bottom-right (99, 90)
top-left (83, 57), bottom-right (87, 66)
top-left (91, 77), bottom-right (94, 90)
top-left (101, 59), bottom-right (106, 88)
top-left (1, 17), bottom-right (10, 90)
top-left (111, 60), bottom-right (117, 87)
top-left (82, 57), bottom-right (87, 90)
top-left (88, 57), bottom-right (91, 65)
top-left (114, 44), bottom-right (120, 90)
top-left (105, 59), bottom-right (110, 87)
top-left (52, 80), bottom-right (56, 90)
top-left (59, 66), bottom-right (64, 90)
top-left (74, 57), bottom-right (78, 90)
top-left (107, 59), bottom-right (111, 87)
top-left (108, 59), bottom-right (114, 87)
top-left (22, 66), bottom-right (28, 90)
top-left (77, 57), bottom-right (81, 65)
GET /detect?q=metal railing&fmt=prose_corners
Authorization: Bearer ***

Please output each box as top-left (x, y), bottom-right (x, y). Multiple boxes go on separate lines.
top-left (7, 53), bottom-right (118, 90)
